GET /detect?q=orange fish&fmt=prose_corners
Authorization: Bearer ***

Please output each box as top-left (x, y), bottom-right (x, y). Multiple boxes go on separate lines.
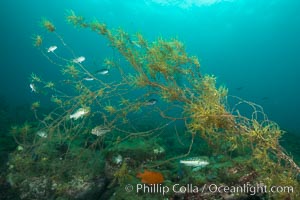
top-left (137, 170), bottom-right (164, 184)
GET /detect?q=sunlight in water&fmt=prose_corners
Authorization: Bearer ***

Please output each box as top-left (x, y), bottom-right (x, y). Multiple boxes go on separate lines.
top-left (149, 0), bottom-right (234, 8)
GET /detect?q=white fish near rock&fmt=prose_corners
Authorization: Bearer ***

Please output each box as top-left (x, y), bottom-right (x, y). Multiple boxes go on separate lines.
top-left (73, 56), bottom-right (85, 63)
top-left (113, 154), bottom-right (123, 165)
top-left (36, 130), bottom-right (47, 138)
top-left (17, 145), bottom-right (24, 151)
top-left (70, 107), bottom-right (90, 120)
top-left (47, 46), bottom-right (57, 53)
top-left (180, 157), bottom-right (209, 167)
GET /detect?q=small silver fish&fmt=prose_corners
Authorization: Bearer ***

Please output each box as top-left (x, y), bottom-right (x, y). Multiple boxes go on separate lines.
top-left (145, 99), bottom-right (157, 106)
top-left (73, 56), bottom-right (85, 63)
top-left (70, 107), bottom-right (90, 120)
top-left (91, 125), bottom-right (111, 136)
top-left (30, 83), bottom-right (36, 93)
top-left (180, 157), bottom-right (209, 167)
top-left (95, 69), bottom-right (109, 75)
top-left (132, 41), bottom-right (141, 48)
top-left (36, 130), bottom-right (47, 138)
top-left (83, 77), bottom-right (94, 81)
top-left (47, 45), bottom-right (57, 53)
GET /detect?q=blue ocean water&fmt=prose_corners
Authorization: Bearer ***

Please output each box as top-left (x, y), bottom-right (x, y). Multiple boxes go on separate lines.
top-left (0, 0), bottom-right (299, 132)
